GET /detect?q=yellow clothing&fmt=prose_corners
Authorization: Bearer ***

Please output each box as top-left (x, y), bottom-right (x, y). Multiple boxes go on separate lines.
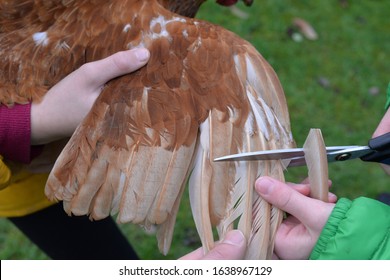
top-left (0, 156), bottom-right (11, 190)
top-left (0, 156), bottom-right (55, 217)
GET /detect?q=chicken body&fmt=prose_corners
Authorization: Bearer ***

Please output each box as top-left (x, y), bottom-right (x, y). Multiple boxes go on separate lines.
top-left (0, 0), bottom-right (295, 258)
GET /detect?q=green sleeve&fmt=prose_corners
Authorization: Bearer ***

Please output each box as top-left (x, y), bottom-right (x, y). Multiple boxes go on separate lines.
top-left (386, 82), bottom-right (390, 111)
top-left (310, 197), bottom-right (390, 260)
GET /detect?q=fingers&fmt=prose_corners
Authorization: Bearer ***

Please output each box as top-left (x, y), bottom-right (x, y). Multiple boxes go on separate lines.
top-left (373, 108), bottom-right (390, 137)
top-left (201, 230), bottom-right (246, 260)
top-left (79, 48), bottom-right (150, 87)
top-left (327, 192), bottom-right (338, 203)
top-left (372, 108), bottom-right (390, 175)
top-left (301, 177), bottom-right (332, 188)
top-left (179, 247), bottom-right (204, 260)
top-left (179, 230), bottom-right (246, 260)
top-left (287, 179), bottom-right (337, 202)
top-left (286, 182), bottom-right (310, 196)
top-left (256, 177), bottom-right (330, 226)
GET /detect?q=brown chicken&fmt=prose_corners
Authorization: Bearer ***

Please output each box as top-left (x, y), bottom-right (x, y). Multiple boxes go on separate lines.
top-left (0, 0), bottom-right (295, 259)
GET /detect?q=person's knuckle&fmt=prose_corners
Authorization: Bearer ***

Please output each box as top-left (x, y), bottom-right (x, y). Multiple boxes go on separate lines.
top-left (277, 189), bottom-right (293, 209)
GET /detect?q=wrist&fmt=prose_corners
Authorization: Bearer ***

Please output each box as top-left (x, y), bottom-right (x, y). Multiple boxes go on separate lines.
top-left (31, 99), bottom-right (68, 145)
top-left (31, 100), bottom-right (49, 145)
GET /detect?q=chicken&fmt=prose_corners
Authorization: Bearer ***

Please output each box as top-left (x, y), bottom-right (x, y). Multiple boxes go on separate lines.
top-left (0, 0), bottom-right (295, 259)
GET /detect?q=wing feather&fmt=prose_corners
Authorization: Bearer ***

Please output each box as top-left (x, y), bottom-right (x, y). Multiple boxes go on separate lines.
top-left (188, 117), bottom-right (215, 252)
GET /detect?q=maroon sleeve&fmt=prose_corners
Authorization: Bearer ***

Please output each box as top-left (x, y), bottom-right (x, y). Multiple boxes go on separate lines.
top-left (0, 103), bottom-right (43, 163)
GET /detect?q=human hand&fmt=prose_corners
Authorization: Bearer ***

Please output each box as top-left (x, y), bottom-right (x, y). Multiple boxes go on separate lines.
top-left (373, 108), bottom-right (390, 174)
top-left (31, 48), bottom-right (150, 145)
top-left (256, 176), bottom-right (336, 259)
top-left (179, 230), bottom-right (247, 260)
top-left (373, 107), bottom-right (390, 137)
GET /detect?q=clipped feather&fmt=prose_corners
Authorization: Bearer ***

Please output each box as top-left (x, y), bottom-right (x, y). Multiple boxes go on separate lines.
top-left (303, 129), bottom-right (329, 202)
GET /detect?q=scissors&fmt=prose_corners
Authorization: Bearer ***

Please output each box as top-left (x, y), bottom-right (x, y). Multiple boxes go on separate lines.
top-left (214, 132), bottom-right (390, 167)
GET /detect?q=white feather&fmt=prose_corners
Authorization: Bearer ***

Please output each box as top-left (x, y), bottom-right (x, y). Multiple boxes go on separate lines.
top-left (247, 89), bottom-right (270, 139)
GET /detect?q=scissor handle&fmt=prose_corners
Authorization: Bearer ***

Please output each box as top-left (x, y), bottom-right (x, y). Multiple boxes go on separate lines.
top-left (368, 132), bottom-right (390, 151)
top-left (361, 132), bottom-right (390, 165)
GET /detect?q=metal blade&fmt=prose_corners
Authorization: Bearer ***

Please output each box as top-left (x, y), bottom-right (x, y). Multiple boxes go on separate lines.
top-left (214, 146), bottom-right (369, 166)
top-left (287, 146), bottom-right (371, 167)
top-left (213, 146), bottom-right (360, 163)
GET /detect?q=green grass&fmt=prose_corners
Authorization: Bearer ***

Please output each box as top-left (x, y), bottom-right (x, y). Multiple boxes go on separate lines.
top-left (1, 0), bottom-right (390, 259)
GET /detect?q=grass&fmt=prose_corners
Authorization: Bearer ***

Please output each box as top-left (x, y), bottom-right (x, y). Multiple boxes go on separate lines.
top-left (1, 0), bottom-right (389, 259)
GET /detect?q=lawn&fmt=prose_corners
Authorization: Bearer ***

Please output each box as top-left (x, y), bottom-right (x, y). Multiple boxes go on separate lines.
top-left (1, 0), bottom-right (389, 259)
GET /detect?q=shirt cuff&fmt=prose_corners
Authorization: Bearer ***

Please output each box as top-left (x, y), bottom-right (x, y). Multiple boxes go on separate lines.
top-left (0, 103), bottom-right (43, 163)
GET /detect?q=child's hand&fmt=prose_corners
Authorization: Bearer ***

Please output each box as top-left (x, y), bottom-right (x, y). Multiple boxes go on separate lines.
top-left (256, 177), bottom-right (336, 259)
top-left (179, 230), bottom-right (247, 260)
top-left (31, 48), bottom-right (150, 145)
top-left (373, 108), bottom-right (390, 138)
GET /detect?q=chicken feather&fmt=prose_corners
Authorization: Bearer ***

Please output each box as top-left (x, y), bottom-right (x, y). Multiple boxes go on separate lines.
top-left (0, 0), bottom-right (295, 258)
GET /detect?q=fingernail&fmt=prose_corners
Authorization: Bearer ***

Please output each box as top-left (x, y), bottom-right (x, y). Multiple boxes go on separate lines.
top-left (256, 177), bottom-right (275, 195)
top-left (222, 230), bottom-right (245, 246)
top-left (328, 192), bottom-right (337, 201)
top-left (135, 48), bottom-right (150, 62)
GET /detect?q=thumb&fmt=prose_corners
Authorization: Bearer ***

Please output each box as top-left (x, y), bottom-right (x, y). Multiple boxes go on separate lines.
top-left (202, 230), bottom-right (247, 260)
top-left (255, 176), bottom-right (324, 226)
top-left (80, 48), bottom-right (150, 87)
top-left (178, 230), bottom-right (246, 260)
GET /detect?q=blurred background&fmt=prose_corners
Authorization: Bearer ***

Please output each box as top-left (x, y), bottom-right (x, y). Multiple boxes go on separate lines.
top-left (1, 0), bottom-right (389, 259)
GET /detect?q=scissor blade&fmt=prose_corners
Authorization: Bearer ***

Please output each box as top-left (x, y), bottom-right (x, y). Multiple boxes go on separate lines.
top-left (214, 146), bottom-right (356, 162)
top-left (285, 146), bottom-right (374, 167)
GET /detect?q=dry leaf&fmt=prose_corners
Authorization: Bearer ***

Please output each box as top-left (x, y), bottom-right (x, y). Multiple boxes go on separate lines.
top-left (293, 17), bottom-right (318, 40)
top-left (229, 6), bottom-right (250, 19)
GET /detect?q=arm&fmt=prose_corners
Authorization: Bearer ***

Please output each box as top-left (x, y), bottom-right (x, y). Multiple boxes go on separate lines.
top-left (373, 104), bottom-right (390, 174)
top-left (31, 48), bottom-right (150, 145)
top-left (0, 48), bottom-right (150, 163)
top-left (309, 197), bottom-right (390, 259)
